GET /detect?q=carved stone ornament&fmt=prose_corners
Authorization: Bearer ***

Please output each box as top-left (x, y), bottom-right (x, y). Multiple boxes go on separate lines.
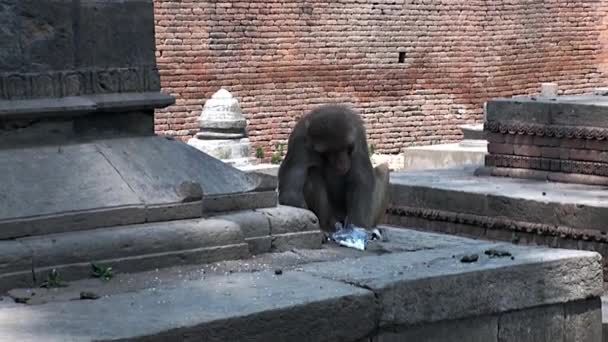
top-left (484, 121), bottom-right (608, 141)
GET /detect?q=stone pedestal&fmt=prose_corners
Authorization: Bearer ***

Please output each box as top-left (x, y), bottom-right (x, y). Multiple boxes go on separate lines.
top-left (188, 89), bottom-right (256, 167)
top-left (477, 92), bottom-right (608, 185)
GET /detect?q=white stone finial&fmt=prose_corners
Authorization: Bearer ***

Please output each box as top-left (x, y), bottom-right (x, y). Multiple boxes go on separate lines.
top-left (211, 88), bottom-right (233, 100)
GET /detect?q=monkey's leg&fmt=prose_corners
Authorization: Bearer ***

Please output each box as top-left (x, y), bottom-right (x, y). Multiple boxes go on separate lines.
top-left (371, 163), bottom-right (391, 227)
top-left (346, 163), bottom-right (390, 229)
top-left (304, 168), bottom-right (337, 232)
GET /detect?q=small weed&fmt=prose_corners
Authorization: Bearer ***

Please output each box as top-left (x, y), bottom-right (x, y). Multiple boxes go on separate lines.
top-left (91, 263), bottom-right (113, 281)
top-left (271, 142), bottom-right (285, 164)
top-left (40, 269), bottom-right (68, 288)
top-left (255, 146), bottom-right (265, 159)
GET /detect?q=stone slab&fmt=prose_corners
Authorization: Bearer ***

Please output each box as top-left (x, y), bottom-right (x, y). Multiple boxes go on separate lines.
top-left (259, 205), bottom-right (320, 235)
top-left (403, 143), bottom-right (487, 171)
top-left (0, 136), bottom-right (279, 238)
top-left (96, 136), bottom-right (260, 199)
top-left (0, 218), bottom-right (249, 292)
top-left (486, 95), bottom-right (608, 128)
top-left (302, 242), bottom-right (603, 327)
top-left (390, 166), bottom-right (608, 233)
top-left (0, 272), bottom-right (378, 342)
top-left (0, 228), bottom-right (603, 342)
top-left (376, 315), bottom-right (498, 342)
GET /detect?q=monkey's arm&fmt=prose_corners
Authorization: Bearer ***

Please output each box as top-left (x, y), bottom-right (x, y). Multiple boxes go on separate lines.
top-left (277, 144), bottom-right (309, 209)
top-left (345, 154), bottom-right (376, 228)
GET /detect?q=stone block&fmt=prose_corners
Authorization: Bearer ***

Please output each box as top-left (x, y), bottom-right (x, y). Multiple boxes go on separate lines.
top-left (258, 205), bottom-right (320, 234)
top-left (534, 136), bottom-right (561, 147)
top-left (513, 144), bottom-right (542, 157)
top-left (540, 147), bottom-right (561, 159)
top-left (212, 210), bottom-right (271, 238)
top-left (0, 272), bottom-right (379, 342)
top-left (488, 143), bottom-right (514, 155)
top-left (203, 191), bottom-right (277, 213)
top-left (245, 236), bottom-right (272, 254)
top-left (498, 304), bottom-right (564, 342)
top-left (377, 316), bottom-right (497, 342)
top-left (272, 231), bottom-right (324, 252)
top-left (21, 218), bottom-right (246, 268)
top-left (145, 201), bottom-right (203, 222)
top-left (486, 97), bottom-right (608, 129)
top-left (302, 243), bottom-right (602, 327)
top-left (564, 298), bottom-right (602, 342)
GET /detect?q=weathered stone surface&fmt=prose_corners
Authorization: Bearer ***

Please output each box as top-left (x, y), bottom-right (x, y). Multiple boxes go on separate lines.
top-left (259, 205), bottom-right (320, 235)
top-left (203, 191), bottom-right (278, 213)
top-left (212, 210), bottom-right (271, 238)
top-left (377, 315), bottom-right (497, 342)
top-left (22, 218), bottom-right (245, 268)
top-left (498, 303), bottom-right (564, 342)
top-left (272, 231), bottom-right (324, 252)
top-left (96, 136), bottom-right (260, 199)
top-left (563, 298), bottom-right (602, 342)
top-left (0, 272), bottom-right (378, 342)
top-left (0, 241), bottom-right (32, 275)
top-left (0, 228), bottom-right (603, 341)
top-left (390, 167), bottom-right (608, 233)
top-left (302, 243), bottom-right (603, 327)
top-left (486, 96), bottom-right (608, 128)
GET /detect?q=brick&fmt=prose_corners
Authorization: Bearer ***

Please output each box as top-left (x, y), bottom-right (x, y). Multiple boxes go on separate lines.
top-left (488, 143), bottom-right (514, 155)
top-left (152, 0), bottom-right (608, 155)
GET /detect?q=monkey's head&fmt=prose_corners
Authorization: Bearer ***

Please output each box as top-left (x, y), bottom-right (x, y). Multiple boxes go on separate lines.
top-left (305, 105), bottom-right (360, 176)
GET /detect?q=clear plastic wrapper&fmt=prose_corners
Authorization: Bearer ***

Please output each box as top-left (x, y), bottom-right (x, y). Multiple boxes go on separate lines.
top-left (330, 223), bottom-right (382, 251)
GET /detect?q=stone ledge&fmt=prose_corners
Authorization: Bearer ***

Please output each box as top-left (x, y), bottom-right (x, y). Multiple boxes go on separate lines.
top-left (0, 92), bottom-right (175, 119)
top-left (0, 228), bottom-right (601, 341)
top-left (0, 272), bottom-right (379, 342)
top-left (0, 206), bottom-right (323, 292)
top-left (303, 243), bottom-right (603, 327)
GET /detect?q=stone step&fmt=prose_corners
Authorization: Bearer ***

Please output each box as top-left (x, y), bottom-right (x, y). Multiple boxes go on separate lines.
top-left (0, 227), bottom-right (602, 342)
top-left (0, 206), bottom-right (322, 292)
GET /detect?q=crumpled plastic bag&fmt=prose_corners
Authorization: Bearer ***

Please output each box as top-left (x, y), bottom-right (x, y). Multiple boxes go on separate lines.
top-left (330, 223), bottom-right (382, 251)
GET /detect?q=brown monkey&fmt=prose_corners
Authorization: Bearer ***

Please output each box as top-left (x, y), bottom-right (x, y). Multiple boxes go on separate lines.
top-left (278, 104), bottom-right (390, 231)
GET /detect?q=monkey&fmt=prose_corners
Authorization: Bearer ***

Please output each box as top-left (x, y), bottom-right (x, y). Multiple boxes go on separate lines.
top-left (278, 104), bottom-right (390, 232)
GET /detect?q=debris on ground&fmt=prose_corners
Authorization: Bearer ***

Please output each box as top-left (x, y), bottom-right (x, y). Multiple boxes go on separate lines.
top-left (484, 249), bottom-right (512, 258)
top-left (274, 269), bottom-right (283, 275)
top-left (80, 292), bottom-right (100, 300)
top-left (460, 254), bottom-right (479, 263)
top-left (330, 223), bottom-right (383, 251)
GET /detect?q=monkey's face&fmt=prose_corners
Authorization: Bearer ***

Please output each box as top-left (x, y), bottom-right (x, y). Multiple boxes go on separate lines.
top-left (315, 144), bottom-right (354, 176)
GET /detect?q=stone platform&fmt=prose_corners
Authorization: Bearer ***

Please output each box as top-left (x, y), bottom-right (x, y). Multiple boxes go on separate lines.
top-left (385, 166), bottom-right (608, 275)
top-left (0, 205), bottom-right (322, 293)
top-left (402, 142), bottom-right (487, 171)
top-left (0, 227), bottom-right (602, 342)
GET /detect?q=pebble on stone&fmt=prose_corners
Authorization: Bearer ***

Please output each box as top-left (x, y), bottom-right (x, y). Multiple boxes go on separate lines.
top-left (484, 249), bottom-right (512, 258)
top-left (80, 292), bottom-right (100, 300)
top-left (460, 254), bottom-right (479, 263)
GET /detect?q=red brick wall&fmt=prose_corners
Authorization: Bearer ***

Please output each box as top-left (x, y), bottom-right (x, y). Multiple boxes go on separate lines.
top-left (154, 0), bottom-right (608, 155)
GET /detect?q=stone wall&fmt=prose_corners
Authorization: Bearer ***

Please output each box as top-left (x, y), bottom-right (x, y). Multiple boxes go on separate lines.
top-left (154, 0), bottom-right (608, 156)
